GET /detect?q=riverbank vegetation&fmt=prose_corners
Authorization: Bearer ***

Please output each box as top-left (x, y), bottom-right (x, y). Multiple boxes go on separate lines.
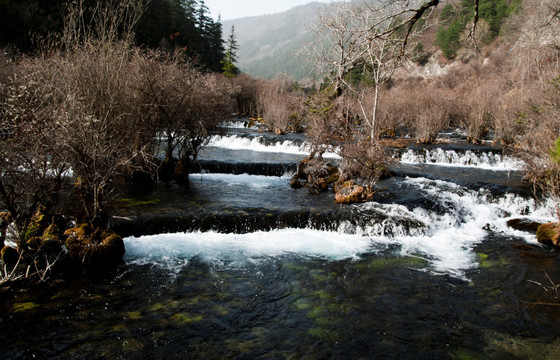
top-left (0, 0), bottom-right (237, 283)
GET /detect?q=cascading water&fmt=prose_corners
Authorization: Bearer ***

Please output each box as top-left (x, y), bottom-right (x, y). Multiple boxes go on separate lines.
top-left (207, 133), bottom-right (341, 158)
top-left (124, 174), bottom-right (554, 280)
top-left (3, 122), bottom-right (560, 360)
top-left (400, 148), bottom-right (525, 170)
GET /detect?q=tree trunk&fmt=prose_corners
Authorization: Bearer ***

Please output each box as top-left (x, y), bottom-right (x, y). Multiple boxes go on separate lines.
top-left (371, 82), bottom-right (379, 143)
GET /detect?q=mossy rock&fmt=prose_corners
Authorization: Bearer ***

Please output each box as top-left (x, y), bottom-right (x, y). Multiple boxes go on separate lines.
top-left (64, 224), bottom-right (125, 269)
top-left (24, 208), bottom-right (50, 241)
top-left (42, 223), bottom-right (61, 242)
top-left (335, 184), bottom-right (371, 204)
top-left (536, 223), bottom-right (560, 247)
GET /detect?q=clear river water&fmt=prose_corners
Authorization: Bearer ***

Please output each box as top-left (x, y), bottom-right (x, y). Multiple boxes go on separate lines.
top-left (1, 121), bottom-right (560, 359)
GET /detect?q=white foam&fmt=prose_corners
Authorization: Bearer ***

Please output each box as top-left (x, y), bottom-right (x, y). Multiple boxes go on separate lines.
top-left (124, 229), bottom-right (373, 267)
top-left (400, 148), bottom-right (524, 171)
top-left (208, 134), bottom-right (340, 159)
top-left (218, 120), bottom-right (252, 129)
top-left (123, 177), bottom-right (556, 280)
top-left (190, 172), bottom-right (291, 187)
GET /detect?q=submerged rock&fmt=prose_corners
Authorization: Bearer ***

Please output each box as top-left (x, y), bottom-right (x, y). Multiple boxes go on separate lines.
top-left (507, 218), bottom-right (542, 233)
top-left (536, 223), bottom-right (560, 247)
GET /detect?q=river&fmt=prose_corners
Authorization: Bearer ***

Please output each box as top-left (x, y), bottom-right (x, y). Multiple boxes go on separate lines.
top-left (1, 121), bottom-right (560, 359)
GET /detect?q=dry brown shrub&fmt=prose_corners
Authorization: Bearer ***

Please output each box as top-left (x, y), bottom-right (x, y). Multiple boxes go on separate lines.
top-left (338, 140), bottom-right (393, 189)
top-left (518, 75), bottom-right (560, 199)
top-left (376, 83), bottom-right (451, 143)
top-left (231, 74), bottom-right (260, 117)
top-left (493, 88), bottom-right (526, 145)
top-left (137, 50), bottom-right (236, 167)
top-left (256, 77), bottom-right (306, 134)
top-left (411, 87), bottom-right (451, 143)
top-left (0, 55), bottom-right (69, 243)
top-left (376, 87), bottom-right (411, 136)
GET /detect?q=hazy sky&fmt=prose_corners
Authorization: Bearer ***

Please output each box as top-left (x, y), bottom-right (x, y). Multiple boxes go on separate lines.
top-left (205, 0), bottom-right (331, 21)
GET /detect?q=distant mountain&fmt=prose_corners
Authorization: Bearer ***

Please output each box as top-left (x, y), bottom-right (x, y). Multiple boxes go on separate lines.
top-left (222, 2), bottom-right (326, 81)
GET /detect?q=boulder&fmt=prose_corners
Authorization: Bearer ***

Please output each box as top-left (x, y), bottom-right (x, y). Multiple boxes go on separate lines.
top-left (507, 218), bottom-right (542, 233)
top-left (334, 181), bottom-right (374, 204)
top-left (536, 223), bottom-right (560, 247)
top-left (292, 157), bottom-right (341, 192)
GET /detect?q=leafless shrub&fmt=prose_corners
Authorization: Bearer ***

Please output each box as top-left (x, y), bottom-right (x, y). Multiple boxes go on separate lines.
top-left (376, 84), bottom-right (450, 143)
top-left (338, 140), bottom-right (393, 189)
top-left (0, 55), bottom-right (69, 245)
top-left (493, 88), bottom-right (526, 145)
top-left (256, 76), bottom-right (306, 134)
top-left (413, 88), bottom-right (451, 143)
top-left (304, 86), bottom-right (351, 157)
top-left (138, 50), bottom-right (236, 173)
top-left (231, 73), bottom-right (260, 117)
top-left (518, 75), bottom-right (560, 200)
top-left (377, 87), bottom-right (411, 136)
top-left (449, 74), bottom-right (502, 143)
top-left (45, 42), bottom-right (154, 225)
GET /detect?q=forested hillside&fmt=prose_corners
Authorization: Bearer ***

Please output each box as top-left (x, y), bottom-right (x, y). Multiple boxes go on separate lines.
top-left (222, 2), bottom-right (324, 80)
top-left (0, 0), bottom-right (225, 71)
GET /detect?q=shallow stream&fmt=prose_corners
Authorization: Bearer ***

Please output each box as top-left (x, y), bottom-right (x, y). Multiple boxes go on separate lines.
top-left (1, 122), bottom-right (560, 359)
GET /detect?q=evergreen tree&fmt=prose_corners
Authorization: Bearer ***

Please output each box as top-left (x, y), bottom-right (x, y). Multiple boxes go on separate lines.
top-left (0, 0), bottom-right (227, 72)
top-left (135, 0), bottom-right (225, 71)
top-left (222, 25), bottom-right (240, 78)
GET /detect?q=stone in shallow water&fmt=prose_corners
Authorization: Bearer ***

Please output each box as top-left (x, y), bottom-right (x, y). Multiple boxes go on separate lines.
top-left (506, 218), bottom-right (542, 233)
top-left (334, 181), bottom-right (374, 204)
top-left (536, 223), bottom-right (560, 248)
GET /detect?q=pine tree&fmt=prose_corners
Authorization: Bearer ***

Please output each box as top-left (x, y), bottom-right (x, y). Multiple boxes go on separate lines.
top-left (222, 25), bottom-right (240, 78)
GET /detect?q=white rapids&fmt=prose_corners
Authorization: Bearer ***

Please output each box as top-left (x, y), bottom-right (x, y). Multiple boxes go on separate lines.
top-left (124, 130), bottom-right (553, 280)
top-left (400, 148), bottom-right (524, 171)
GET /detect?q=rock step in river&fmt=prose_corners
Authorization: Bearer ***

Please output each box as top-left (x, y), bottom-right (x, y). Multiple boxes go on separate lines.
top-left (112, 124), bottom-right (534, 239)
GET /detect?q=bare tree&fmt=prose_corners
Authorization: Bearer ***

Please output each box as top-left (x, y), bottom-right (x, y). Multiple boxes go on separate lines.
top-left (138, 50), bottom-right (237, 178)
top-left (44, 0), bottom-right (153, 226)
top-left (0, 57), bottom-right (68, 245)
top-left (256, 76), bottom-right (306, 134)
top-left (307, 0), bottom-right (431, 142)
